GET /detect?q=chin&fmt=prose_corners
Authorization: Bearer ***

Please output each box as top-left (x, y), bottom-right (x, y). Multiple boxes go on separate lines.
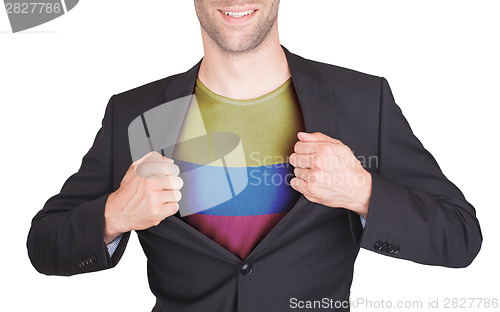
top-left (219, 36), bottom-right (260, 54)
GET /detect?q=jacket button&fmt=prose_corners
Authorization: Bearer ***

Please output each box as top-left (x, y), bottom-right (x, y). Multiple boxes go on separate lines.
top-left (374, 241), bottom-right (383, 250)
top-left (387, 244), bottom-right (395, 254)
top-left (393, 245), bottom-right (400, 254)
top-left (240, 263), bottom-right (253, 276)
top-left (381, 242), bottom-right (389, 252)
top-left (89, 256), bottom-right (97, 265)
top-left (79, 258), bottom-right (87, 267)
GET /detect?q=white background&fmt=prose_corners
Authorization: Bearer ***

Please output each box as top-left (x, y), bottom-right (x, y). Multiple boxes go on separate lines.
top-left (1, 0), bottom-right (499, 311)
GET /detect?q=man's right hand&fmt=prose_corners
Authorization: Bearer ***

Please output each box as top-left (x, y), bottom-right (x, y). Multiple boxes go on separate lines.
top-left (103, 151), bottom-right (183, 244)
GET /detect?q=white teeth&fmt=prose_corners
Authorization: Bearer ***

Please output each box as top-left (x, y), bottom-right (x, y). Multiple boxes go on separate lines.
top-left (222, 10), bottom-right (255, 18)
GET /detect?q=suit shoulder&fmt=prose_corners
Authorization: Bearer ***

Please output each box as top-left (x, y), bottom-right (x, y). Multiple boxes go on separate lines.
top-left (113, 73), bottom-right (182, 104)
top-left (106, 71), bottom-right (192, 126)
top-left (294, 53), bottom-right (382, 86)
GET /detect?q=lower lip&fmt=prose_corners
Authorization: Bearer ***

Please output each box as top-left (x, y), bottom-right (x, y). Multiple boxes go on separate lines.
top-left (218, 10), bottom-right (258, 24)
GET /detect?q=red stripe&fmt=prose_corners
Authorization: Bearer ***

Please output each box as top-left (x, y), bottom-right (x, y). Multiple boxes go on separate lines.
top-left (183, 213), bottom-right (288, 260)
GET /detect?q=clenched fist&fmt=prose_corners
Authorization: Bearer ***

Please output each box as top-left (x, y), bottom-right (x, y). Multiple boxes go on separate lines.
top-left (289, 132), bottom-right (372, 219)
top-left (104, 151), bottom-right (183, 244)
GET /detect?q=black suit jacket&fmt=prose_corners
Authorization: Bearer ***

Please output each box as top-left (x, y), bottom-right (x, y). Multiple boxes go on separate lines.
top-left (27, 46), bottom-right (482, 311)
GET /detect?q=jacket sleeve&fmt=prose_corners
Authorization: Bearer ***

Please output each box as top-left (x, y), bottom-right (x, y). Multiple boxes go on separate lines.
top-left (352, 77), bottom-right (482, 268)
top-left (27, 95), bottom-right (130, 276)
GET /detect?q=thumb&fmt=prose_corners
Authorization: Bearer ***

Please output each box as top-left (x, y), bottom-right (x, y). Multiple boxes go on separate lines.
top-left (297, 132), bottom-right (340, 143)
top-left (132, 151), bottom-right (173, 168)
top-left (133, 151), bottom-right (161, 166)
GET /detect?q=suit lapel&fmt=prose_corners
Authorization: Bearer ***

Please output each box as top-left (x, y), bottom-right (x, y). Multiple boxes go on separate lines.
top-left (163, 60), bottom-right (201, 102)
top-left (283, 46), bottom-right (336, 136)
top-left (155, 47), bottom-right (337, 261)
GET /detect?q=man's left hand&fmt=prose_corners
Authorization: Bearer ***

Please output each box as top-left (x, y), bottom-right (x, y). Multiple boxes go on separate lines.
top-left (289, 132), bottom-right (372, 219)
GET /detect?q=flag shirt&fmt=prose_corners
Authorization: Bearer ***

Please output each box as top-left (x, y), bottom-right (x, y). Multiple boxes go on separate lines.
top-left (172, 77), bottom-right (305, 260)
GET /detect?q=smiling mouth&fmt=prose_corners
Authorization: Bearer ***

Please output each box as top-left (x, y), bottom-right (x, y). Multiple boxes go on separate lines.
top-left (219, 9), bottom-right (257, 18)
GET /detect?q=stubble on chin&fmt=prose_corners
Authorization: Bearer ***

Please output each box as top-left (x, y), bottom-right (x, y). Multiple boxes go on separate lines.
top-left (195, 1), bottom-right (280, 55)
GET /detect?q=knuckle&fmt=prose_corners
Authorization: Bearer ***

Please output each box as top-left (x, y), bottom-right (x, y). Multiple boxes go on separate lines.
top-left (166, 202), bottom-right (179, 215)
top-left (164, 177), bottom-right (175, 189)
top-left (293, 142), bottom-right (301, 152)
top-left (174, 176), bottom-right (184, 189)
top-left (309, 171), bottom-right (318, 184)
top-left (170, 164), bottom-right (180, 176)
top-left (312, 156), bottom-right (322, 168)
top-left (294, 156), bottom-right (303, 167)
top-left (173, 190), bottom-right (182, 202)
top-left (313, 171), bottom-right (324, 185)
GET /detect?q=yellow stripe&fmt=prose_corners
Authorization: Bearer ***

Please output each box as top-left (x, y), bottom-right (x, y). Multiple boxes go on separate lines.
top-left (172, 77), bottom-right (305, 167)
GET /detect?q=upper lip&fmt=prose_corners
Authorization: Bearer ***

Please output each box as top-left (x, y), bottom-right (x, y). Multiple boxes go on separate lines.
top-left (218, 6), bottom-right (259, 13)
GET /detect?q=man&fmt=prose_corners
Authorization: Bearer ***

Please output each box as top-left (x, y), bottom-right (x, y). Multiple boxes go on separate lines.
top-left (27, 1), bottom-right (482, 311)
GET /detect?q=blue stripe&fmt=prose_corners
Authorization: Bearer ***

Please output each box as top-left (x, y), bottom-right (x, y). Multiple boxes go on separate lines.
top-left (174, 159), bottom-right (300, 216)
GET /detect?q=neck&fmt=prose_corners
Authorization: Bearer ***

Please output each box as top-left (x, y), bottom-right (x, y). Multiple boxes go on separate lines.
top-left (197, 24), bottom-right (291, 100)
